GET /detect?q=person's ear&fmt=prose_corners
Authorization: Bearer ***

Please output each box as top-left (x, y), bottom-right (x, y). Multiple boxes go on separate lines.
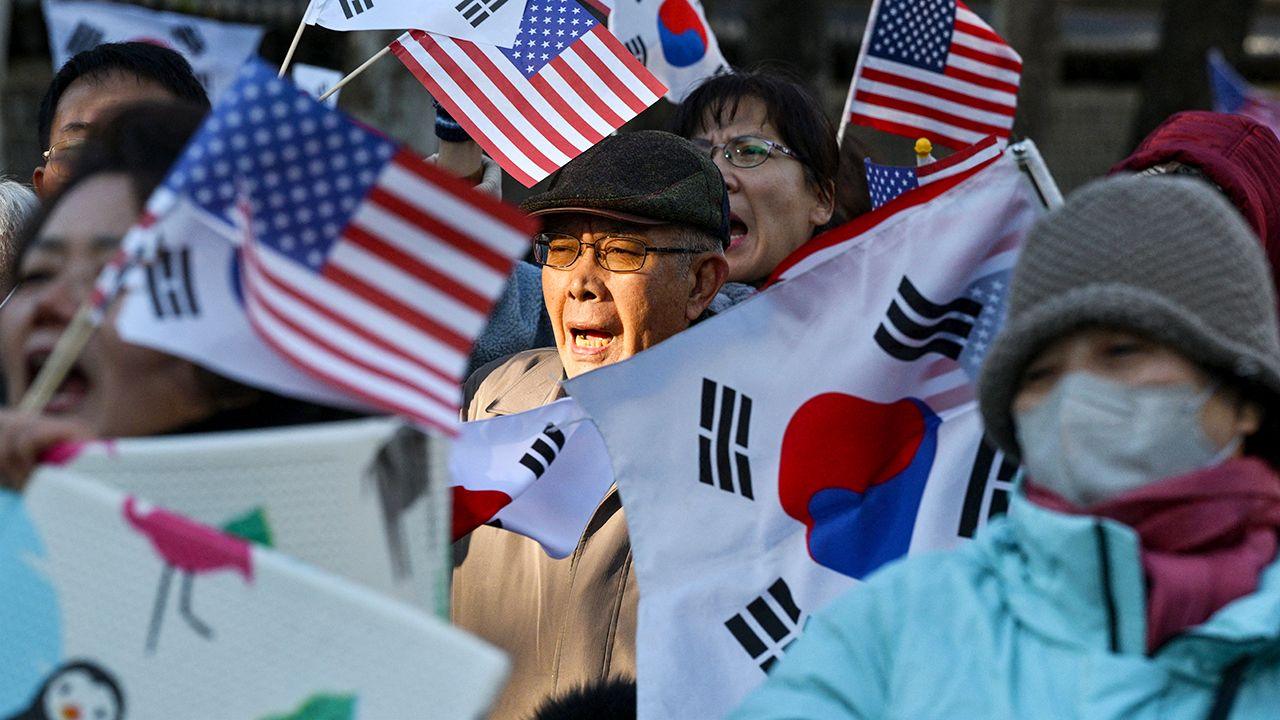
top-left (809, 179), bottom-right (836, 227)
top-left (686, 252), bottom-right (729, 322)
top-left (1236, 400), bottom-right (1265, 437)
top-left (32, 167), bottom-right (45, 198)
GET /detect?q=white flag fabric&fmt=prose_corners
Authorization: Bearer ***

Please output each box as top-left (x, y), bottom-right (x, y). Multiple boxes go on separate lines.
top-left (42, 0), bottom-right (264, 99)
top-left (0, 472), bottom-right (506, 719)
top-left (304, 0), bottom-right (528, 48)
top-left (111, 204), bottom-right (366, 413)
top-left (449, 397), bottom-right (614, 558)
top-left (565, 152), bottom-right (1044, 719)
top-left (292, 62), bottom-right (344, 106)
top-left (35, 419), bottom-right (452, 612)
top-left (607, 0), bottom-right (728, 102)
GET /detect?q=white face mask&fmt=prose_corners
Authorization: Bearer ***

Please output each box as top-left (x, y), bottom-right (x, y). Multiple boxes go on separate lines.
top-left (1014, 372), bottom-right (1240, 506)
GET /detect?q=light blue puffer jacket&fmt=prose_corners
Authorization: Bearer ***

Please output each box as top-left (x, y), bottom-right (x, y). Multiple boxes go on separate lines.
top-left (732, 494), bottom-right (1280, 720)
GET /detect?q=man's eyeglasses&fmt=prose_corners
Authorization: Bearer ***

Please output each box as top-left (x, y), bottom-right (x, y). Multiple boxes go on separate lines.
top-left (533, 233), bottom-right (702, 273)
top-left (41, 137), bottom-right (86, 171)
top-left (690, 135), bottom-right (800, 169)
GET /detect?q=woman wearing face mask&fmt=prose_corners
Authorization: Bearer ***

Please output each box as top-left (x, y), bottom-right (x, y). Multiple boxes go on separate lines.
top-left (0, 102), bottom-right (358, 488)
top-left (732, 175), bottom-right (1280, 720)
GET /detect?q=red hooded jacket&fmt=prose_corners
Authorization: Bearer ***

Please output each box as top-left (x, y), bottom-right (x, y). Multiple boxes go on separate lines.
top-left (1113, 111), bottom-right (1280, 312)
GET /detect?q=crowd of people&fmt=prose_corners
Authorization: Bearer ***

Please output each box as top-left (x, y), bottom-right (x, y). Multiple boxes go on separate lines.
top-left (2, 36), bottom-right (1280, 720)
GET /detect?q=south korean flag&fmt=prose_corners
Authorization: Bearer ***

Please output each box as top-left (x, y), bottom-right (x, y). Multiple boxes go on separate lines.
top-left (111, 197), bottom-right (357, 409)
top-left (566, 149), bottom-right (1048, 719)
top-left (42, 0), bottom-right (264, 99)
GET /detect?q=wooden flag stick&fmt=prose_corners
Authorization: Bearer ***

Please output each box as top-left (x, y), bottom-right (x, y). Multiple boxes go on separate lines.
top-left (319, 47), bottom-right (391, 102)
top-left (17, 304), bottom-right (98, 413)
top-left (278, 18), bottom-right (309, 78)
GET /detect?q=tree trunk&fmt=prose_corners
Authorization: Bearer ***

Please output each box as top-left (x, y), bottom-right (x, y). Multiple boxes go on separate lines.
top-left (1130, 0), bottom-right (1259, 148)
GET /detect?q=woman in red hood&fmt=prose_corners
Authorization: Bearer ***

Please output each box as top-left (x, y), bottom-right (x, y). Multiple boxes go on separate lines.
top-left (1114, 110), bottom-right (1280, 313)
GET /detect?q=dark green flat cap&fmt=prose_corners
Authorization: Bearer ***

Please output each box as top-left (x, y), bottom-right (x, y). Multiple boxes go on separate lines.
top-left (520, 130), bottom-right (730, 248)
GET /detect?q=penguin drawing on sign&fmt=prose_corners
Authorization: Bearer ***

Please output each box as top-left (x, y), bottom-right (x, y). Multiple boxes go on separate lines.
top-left (4, 660), bottom-right (124, 720)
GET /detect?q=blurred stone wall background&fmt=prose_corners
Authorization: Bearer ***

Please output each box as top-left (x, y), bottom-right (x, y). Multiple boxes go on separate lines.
top-left (3, 0), bottom-right (1280, 198)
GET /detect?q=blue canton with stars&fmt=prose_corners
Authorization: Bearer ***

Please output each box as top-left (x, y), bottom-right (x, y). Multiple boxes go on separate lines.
top-left (864, 158), bottom-right (920, 210)
top-left (866, 0), bottom-right (956, 72)
top-left (957, 269), bottom-right (1010, 379)
top-left (162, 59), bottom-right (396, 271)
top-left (500, 0), bottom-right (597, 77)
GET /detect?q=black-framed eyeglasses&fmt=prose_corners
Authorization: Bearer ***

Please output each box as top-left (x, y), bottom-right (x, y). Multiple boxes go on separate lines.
top-left (690, 135), bottom-right (801, 169)
top-left (533, 233), bottom-right (701, 273)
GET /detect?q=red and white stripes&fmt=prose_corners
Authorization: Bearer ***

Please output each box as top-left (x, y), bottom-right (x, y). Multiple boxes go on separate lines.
top-left (392, 25), bottom-right (665, 187)
top-left (847, 0), bottom-right (1022, 149)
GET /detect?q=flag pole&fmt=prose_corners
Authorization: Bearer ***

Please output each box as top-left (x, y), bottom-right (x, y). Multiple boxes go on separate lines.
top-left (319, 46), bottom-right (391, 102)
top-left (17, 304), bottom-right (97, 413)
top-left (278, 17), bottom-right (309, 78)
top-left (837, 0), bottom-right (883, 145)
top-left (1009, 139), bottom-right (1064, 209)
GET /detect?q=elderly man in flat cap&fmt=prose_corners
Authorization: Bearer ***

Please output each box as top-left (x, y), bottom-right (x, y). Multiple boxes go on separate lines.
top-left (454, 130), bottom-right (730, 719)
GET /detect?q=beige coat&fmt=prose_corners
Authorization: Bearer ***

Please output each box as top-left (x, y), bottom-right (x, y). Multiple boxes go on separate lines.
top-left (453, 348), bottom-right (637, 720)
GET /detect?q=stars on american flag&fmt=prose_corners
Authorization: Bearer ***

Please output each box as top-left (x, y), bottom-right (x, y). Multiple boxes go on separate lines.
top-left (959, 271), bottom-right (1010, 376)
top-left (868, 0), bottom-right (955, 72)
top-left (164, 63), bottom-right (395, 272)
top-left (501, 0), bottom-right (594, 77)
top-left (863, 159), bottom-right (919, 210)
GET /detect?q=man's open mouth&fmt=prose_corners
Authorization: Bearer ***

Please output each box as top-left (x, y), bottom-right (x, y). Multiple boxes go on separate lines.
top-left (571, 328), bottom-right (615, 349)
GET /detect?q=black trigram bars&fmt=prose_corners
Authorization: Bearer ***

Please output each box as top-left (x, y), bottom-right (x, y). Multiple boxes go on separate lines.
top-left (874, 276), bottom-right (983, 362)
top-left (957, 438), bottom-right (1019, 538)
top-left (725, 579), bottom-right (804, 673)
top-left (66, 23), bottom-right (105, 57)
top-left (338, 0), bottom-right (374, 20)
top-left (455, 0), bottom-right (511, 28)
top-left (170, 25), bottom-right (206, 55)
top-left (145, 246), bottom-right (200, 320)
top-left (698, 379), bottom-right (753, 499)
top-left (625, 36), bottom-right (648, 66)
top-left (519, 423), bottom-right (567, 479)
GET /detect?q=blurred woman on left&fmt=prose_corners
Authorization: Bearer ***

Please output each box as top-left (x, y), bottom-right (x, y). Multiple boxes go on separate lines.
top-left (0, 101), bottom-right (355, 488)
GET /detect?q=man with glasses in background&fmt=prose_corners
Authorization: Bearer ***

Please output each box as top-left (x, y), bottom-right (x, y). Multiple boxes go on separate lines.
top-left (34, 42), bottom-right (210, 199)
top-left (453, 130), bottom-right (729, 720)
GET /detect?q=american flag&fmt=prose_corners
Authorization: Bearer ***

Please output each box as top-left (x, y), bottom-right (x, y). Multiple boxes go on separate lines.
top-left (768, 137), bottom-right (1006, 286)
top-left (390, 0), bottom-right (667, 187)
top-left (864, 134), bottom-right (1001, 209)
top-left (138, 60), bottom-right (537, 433)
top-left (1208, 48), bottom-right (1280, 136)
top-left (844, 0), bottom-right (1022, 149)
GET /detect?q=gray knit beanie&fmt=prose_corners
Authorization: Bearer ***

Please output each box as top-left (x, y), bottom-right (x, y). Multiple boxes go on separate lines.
top-left (978, 174), bottom-right (1280, 461)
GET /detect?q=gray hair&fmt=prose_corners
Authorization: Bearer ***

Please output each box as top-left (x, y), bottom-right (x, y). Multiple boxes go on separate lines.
top-left (0, 178), bottom-right (38, 271)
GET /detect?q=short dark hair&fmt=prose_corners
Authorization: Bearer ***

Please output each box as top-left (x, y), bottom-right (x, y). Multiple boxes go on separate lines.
top-left (15, 99), bottom-right (208, 276)
top-left (833, 133), bottom-right (873, 225)
top-left (531, 678), bottom-right (636, 720)
top-left (37, 41), bottom-right (211, 153)
top-left (670, 70), bottom-right (838, 204)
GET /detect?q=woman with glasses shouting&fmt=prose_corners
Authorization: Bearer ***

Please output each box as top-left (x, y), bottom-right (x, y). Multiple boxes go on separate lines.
top-left (672, 71), bottom-right (844, 287)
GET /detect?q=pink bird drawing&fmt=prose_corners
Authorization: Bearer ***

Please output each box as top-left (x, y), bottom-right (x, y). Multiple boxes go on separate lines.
top-left (123, 497), bottom-right (254, 653)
